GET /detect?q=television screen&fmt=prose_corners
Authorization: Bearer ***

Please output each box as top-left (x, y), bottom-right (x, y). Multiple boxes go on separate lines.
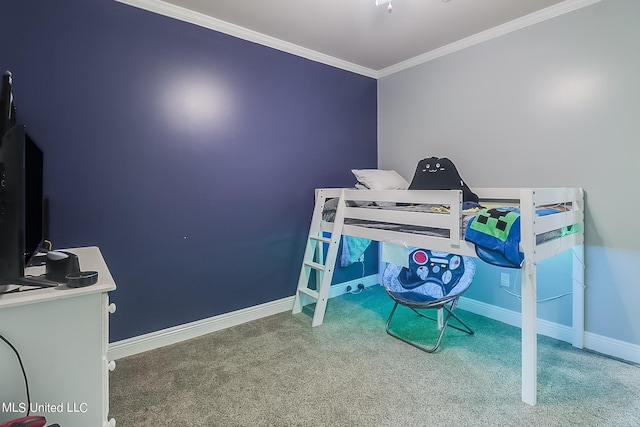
top-left (0, 72), bottom-right (45, 287)
top-left (24, 132), bottom-right (44, 265)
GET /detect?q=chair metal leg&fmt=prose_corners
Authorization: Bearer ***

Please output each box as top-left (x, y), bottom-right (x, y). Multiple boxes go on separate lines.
top-left (443, 306), bottom-right (474, 335)
top-left (385, 299), bottom-right (473, 353)
top-left (386, 301), bottom-right (442, 353)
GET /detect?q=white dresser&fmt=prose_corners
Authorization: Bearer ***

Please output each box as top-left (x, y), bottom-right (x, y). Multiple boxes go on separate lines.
top-left (0, 246), bottom-right (117, 427)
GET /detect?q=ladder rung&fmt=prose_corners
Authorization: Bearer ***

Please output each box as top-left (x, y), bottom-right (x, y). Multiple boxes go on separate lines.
top-left (304, 261), bottom-right (325, 271)
top-left (298, 288), bottom-right (319, 300)
top-left (310, 235), bottom-right (331, 244)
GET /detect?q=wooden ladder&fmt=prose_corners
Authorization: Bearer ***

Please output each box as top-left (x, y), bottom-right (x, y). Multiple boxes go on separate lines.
top-left (292, 189), bottom-right (345, 326)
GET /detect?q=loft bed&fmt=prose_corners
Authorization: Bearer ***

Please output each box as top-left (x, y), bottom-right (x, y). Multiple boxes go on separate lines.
top-left (292, 185), bottom-right (585, 406)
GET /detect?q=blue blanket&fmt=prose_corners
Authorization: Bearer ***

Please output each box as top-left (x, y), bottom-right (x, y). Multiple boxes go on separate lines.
top-left (465, 207), bottom-right (563, 268)
top-left (341, 236), bottom-right (372, 267)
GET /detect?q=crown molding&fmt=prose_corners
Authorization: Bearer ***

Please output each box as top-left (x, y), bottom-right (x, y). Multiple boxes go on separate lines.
top-left (115, 0), bottom-right (600, 80)
top-left (113, 0), bottom-right (378, 78)
top-left (377, 0), bottom-right (601, 78)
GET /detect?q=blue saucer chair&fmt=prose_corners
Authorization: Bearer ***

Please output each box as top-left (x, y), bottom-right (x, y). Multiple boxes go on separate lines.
top-left (382, 249), bottom-right (476, 353)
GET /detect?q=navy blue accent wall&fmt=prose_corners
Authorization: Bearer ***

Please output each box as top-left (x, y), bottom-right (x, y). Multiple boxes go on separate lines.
top-left (1, 0), bottom-right (377, 340)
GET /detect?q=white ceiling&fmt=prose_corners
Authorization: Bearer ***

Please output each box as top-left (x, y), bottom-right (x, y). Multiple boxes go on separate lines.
top-left (116, 0), bottom-right (598, 77)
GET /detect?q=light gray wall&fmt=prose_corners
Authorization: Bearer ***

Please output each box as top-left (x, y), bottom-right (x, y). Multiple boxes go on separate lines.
top-left (378, 0), bottom-right (640, 346)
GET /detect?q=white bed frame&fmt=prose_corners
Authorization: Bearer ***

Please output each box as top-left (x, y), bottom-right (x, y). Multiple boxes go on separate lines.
top-left (292, 187), bottom-right (585, 406)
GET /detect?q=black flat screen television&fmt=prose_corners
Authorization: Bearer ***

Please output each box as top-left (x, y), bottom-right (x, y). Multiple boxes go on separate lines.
top-left (0, 71), bottom-right (45, 287)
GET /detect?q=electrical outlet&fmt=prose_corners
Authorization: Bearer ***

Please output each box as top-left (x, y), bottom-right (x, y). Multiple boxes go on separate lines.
top-left (500, 273), bottom-right (510, 288)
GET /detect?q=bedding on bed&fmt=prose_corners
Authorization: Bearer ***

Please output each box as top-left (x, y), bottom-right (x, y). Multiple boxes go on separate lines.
top-left (324, 202), bottom-right (479, 237)
top-left (465, 206), bottom-right (579, 268)
top-left (319, 166), bottom-right (576, 269)
top-left (323, 201), bottom-right (477, 269)
top-left (465, 207), bottom-right (524, 268)
top-left (322, 196), bottom-right (576, 269)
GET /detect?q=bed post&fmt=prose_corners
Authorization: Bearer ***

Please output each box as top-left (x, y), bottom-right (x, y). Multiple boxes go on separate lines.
top-left (520, 189), bottom-right (537, 405)
top-left (572, 244), bottom-right (585, 348)
top-left (572, 188), bottom-right (586, 348)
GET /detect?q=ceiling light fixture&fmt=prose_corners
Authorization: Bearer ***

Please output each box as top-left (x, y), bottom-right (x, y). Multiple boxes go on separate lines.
top-left (375, 0), bottom-right (393, 13)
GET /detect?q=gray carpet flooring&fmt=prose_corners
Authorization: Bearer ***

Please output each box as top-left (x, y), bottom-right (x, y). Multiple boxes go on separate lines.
top-left (109, 285), bottom-right (640, 426)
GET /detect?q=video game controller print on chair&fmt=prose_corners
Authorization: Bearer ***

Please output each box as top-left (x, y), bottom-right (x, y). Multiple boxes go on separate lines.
top-left (383, 249), bottom-right (474, 304)
top-left (382, 248), bottom-right (476, 353)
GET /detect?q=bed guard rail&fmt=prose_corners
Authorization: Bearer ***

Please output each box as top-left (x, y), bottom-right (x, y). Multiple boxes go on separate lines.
top-left (319, 188), bottom-right (464, 247)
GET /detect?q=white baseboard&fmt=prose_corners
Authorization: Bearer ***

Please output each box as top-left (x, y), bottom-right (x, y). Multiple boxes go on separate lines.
top-left (457, 297), bottom-right (574, 343)
top-left (108, 296), bottom-right (295, 360)
top-left (457, 296), bottom-right (640, 365)
top-left (583, 331), bottom-right (640, 365)
top-left (327, 274), bottom-right (380, 299)
top-left (109, 280), bottom-right (638, 365)
top-left (108, 274), bottom-right (380, 360)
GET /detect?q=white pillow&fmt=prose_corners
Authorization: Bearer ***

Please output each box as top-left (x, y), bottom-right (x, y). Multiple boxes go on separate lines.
top-left (351, 169), bottom-right (410, 190)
